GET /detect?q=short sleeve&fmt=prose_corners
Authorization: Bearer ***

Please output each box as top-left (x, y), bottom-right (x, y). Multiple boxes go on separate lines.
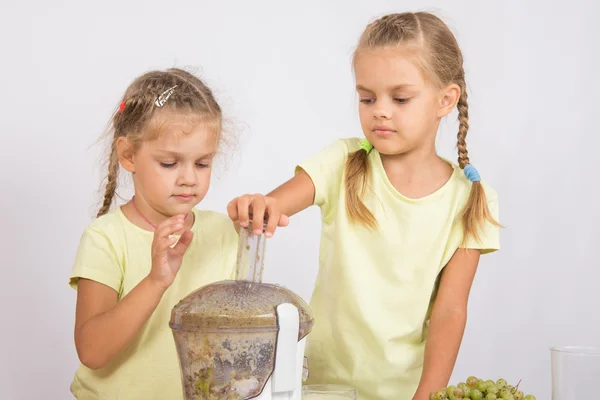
top-left (295, 139), bottom-right (353, 217)
top-left (461, 182), bottom-right (500, 254)
top-left (69, 226), bottom-right (124, 293)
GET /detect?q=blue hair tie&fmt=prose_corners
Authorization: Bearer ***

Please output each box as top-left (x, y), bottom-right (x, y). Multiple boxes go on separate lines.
top-left (360, 139), bottom-right (373, 153)
top-left (463, 164), bottom-right (481, 182)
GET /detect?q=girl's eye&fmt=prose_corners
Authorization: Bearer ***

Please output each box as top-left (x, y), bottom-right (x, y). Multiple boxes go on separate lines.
top-left (160, 162), bottom-right (176, 168)
top-left (196, 163), bottom-right (210, 168)
top-left (394, 98), bottom-right (409, 104)
top-left (360, 98), bottom-right (375, 104)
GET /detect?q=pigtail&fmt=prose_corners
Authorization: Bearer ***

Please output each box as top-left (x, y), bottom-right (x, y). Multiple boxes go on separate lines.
top-left (97, 140), bottom-right (120, 217)
top-left (457, 89), bottom-right (500, 244)
top-left (344, 148), bottom-right (377, 229)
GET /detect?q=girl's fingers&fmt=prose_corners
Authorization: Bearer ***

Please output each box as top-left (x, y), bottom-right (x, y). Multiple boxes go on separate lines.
top-left (237, 195), bottom-right (251, 228)
top-left (250, 196), bottom-right (267, 235)
top-left (172, 230), bottom-right (194, 256)
top-left (155, 216), bottom-right (184, 237)
top-left (264, 200), bottom-right (281, 238)
top-left (227, 198), bottom-right (240, 222)
top-left (152, 216), bottom-right (184, 252)
top-left (228, 194), bottom-right (286, 235)
top-left (154, 233), bottom-right (178, 255)
top-left (278, 214), bottom-right (290, 227)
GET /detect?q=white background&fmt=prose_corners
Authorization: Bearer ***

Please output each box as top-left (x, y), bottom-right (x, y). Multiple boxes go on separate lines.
top-left (1, 0), bottom-right (598, 399)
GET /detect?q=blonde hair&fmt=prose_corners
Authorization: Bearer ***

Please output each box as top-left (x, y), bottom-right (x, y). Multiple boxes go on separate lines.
top-left (97, 68), bottom-right (223, 217)
top-left (345, 12), bottom-right (500, 242)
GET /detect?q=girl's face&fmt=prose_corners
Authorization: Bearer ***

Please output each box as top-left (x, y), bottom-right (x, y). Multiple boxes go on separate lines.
top-left (354, 47), bottom-right (457, 157)
top-left (120, 114), bottom-right (219, 219)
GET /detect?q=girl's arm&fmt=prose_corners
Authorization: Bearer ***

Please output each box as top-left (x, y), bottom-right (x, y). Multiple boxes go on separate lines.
top-left (74, 277), bottom-right (167, 370)
top-left (227, 169), bottom-right (316, 235)
top-left (412, 248), bottom-right (481, 400)
top-left (74, 215), bottom-right (193, 370)
top-left (266, 169), bottom-right (316, 217)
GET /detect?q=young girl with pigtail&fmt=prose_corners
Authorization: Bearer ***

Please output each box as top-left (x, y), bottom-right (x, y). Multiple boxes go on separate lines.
top-left (228, 12), bottom-right (501, 400)
top-left (69, 68), bottom-right (242, 399)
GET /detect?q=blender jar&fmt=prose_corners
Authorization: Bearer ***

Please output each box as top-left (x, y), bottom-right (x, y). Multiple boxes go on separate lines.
top-left (169, 225), bottom-right (314, 399)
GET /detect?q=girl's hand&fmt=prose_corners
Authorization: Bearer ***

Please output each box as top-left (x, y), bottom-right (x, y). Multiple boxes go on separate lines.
top-left (148, 214), bottom-right (194, 290)
top-left (227, 194), bottom-right (289, 238)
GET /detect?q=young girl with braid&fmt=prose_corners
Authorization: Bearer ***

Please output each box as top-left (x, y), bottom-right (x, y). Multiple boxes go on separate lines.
top-left (228, 12), bottom-right (501, 400)
top-left (68, 68), bottom-right (251, 399)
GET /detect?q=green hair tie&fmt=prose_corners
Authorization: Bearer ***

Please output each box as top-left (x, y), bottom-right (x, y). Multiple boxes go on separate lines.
top-left (360, 139), bottom-right (373, 153)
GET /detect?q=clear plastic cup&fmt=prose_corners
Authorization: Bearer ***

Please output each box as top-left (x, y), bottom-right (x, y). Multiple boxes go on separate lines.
top-left (551, 345), bottom-right (600, 399)
top-left (302, 384), bottom-right (357, 399)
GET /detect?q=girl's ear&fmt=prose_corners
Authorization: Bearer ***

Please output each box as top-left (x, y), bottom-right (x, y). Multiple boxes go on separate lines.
top-left (116, 137), bottom-right (135, 173)
top-left (437, 83), bottom-right (461, 118)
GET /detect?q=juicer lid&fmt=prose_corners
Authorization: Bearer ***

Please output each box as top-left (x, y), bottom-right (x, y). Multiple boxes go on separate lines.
top-left (169, 280), bottom-right (314, 340)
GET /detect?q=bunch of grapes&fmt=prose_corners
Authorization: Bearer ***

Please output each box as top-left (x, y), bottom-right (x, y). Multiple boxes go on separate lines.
top-left (429, 377), bottom-right (536, 400)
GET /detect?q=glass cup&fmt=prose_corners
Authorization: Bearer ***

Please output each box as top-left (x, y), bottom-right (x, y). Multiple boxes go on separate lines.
top-left (302, 384), bottom-right (358, 400)
top-left (551, 345), bottom-right (600, 399)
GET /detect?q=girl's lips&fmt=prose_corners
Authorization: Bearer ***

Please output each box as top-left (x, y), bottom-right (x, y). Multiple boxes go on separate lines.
top-left (372, 125), bottom-right (396, 136)
top-left (174, 194), bottom-right (195, 201)
top-left (373, 129), bottom-right (396, 136)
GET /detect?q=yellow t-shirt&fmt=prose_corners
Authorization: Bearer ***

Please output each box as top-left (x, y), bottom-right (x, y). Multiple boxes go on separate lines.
top-left (297, 138), bottom-right (500, 400)
top-left (68, 207), bottom-right (239, 400)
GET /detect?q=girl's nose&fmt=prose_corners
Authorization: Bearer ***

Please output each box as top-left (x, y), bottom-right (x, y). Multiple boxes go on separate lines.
top-left (177, 164), bottom-right (196, 186)
top-left (373, 107), bottom-right (392, 120)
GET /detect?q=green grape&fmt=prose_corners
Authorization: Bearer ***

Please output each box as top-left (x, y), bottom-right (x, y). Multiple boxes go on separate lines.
top-left (467, 376), bottom-right (479, 389)
top-left (487, 385), bottom-right (499, 395)
top-left (430, 392), bottom-right (437, 400)
top-left (499, 389), bottom-right (514, 400)
top-left (447, 386), bottom-right (457, 396)
top-left (513, 391), bottom-right (523, 400)
top-left (462, 386), bottom-right (471, 397)
top-left (477, 380), bottom-right (488, 393)
top-left (453, 387), bottom-right (465, 398)
top-left (441, 377), bottom-right (534, 400)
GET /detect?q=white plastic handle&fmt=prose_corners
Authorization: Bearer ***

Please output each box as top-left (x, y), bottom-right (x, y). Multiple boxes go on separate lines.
top-left (271, 303), bottom-right (300, 394)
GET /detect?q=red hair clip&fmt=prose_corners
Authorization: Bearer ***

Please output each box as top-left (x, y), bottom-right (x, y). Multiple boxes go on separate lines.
top-left (119, 101), bottom-right (126, 112)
